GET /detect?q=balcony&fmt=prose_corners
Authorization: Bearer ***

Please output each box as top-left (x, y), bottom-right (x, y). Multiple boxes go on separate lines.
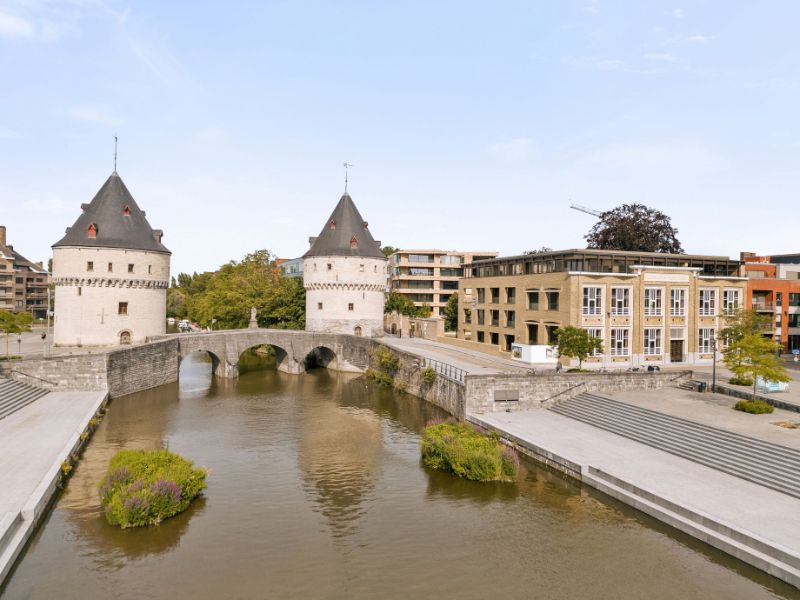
top-left (752, 302), bottom-right (775, 312)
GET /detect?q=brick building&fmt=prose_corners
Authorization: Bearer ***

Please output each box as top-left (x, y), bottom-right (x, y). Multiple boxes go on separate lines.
top-left (0, 225), bottom-right (50, 320)
top-left (458, 249), bottom-right (747, 369)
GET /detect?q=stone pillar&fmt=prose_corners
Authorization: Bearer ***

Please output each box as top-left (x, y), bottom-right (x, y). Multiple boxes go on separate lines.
top-left (213, 358), bottom-right (239, 378)
top-left (276, 358), bottom-right (305, 375)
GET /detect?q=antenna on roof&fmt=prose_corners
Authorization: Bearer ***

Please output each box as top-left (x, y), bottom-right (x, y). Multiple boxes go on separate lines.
top-left (113, 134), bottom-right (118, 173)
top-left (343, 162), bottom-right (352, 194)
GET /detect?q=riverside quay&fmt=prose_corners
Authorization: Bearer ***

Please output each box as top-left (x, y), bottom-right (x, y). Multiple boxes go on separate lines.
top-left (457, 248), bottom-right (747, 369)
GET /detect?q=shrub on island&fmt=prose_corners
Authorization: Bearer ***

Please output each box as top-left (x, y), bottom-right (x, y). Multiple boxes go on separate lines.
top-left (734, 399), bottom-right (774, 414)
top-left (421, 421), bottom-right (518, 482)
top-left (99, 449), bottom-right (207, 528)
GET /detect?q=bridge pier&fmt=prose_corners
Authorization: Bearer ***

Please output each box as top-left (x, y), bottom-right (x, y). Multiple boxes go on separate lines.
top-left (212, 357), bottom-right (240, 379)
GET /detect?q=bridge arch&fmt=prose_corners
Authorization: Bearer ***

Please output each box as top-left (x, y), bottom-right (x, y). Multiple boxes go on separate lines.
top-left (237, 343), bottom-right (299, 374)
top-left (304, 345), bottom-right (338, 371)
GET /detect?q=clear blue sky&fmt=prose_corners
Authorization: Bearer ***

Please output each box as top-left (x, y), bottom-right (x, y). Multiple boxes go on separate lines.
top-left (2, 1), bottom-right (799, 275)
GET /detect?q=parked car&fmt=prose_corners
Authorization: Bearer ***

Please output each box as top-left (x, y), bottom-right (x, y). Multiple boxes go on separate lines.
top-left (178, 319), bottom-right (191, 332)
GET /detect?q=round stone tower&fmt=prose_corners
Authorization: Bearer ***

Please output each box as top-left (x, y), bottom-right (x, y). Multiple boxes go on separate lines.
top-left (52, 172), bottom-right (171, 347)
top-left (303, 192), bottom-right (387, 337)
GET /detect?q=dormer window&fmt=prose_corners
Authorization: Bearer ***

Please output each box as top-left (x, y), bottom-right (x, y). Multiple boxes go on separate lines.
top-left (123, 205), bottom-right (131, 216)
top-left (87, 223), bottom-right (97, 238)
top-left (363, 221), bottom-right (368, 229)
top-left (329, 219), bottom-right (336, 230)
top-left (350, 235), bottom-right (358, 249)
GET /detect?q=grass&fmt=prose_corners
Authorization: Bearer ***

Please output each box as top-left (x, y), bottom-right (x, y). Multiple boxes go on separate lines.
top-left (99, 449), bottom-right (207, 528)
top-left (420, 421), bottom-right (518, 482)
top-left (734, 399), bottom-right (774, 414)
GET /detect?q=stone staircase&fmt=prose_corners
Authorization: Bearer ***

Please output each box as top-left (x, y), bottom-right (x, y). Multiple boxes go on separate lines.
top-left (549, 392), bottom-right (800, 500)
top-left (0, 378), bottom-right (49, 420)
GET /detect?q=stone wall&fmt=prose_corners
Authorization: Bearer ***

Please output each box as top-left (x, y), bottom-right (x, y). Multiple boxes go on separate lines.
top-left (0, 354), bottom-right (108, 391)
top-left (466, 370), bottom-right (692, 414)
top-left (106, 338), bottom-right (179, 397)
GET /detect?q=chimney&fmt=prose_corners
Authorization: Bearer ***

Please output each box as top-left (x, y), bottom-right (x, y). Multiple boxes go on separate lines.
top-left (0, 225), bottom-right (5, 246)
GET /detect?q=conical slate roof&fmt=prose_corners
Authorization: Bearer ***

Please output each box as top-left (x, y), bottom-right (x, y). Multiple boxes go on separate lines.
top-left (303, 193), bottom-right (384, 259)
top-left (53, 172), bottom-right (170, 254)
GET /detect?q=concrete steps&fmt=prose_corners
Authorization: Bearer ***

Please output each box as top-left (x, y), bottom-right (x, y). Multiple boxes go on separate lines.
top-left (0, 378), bottom-right (49, 420)
top-left (549, 392), bottom-right (800, 500)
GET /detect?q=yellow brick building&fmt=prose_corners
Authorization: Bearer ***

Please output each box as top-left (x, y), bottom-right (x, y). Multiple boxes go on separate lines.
top-left (457, 249), bottom-right (747, 368)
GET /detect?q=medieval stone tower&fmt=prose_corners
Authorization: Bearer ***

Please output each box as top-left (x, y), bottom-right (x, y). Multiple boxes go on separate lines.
top-left (303, 193), bottom-right (387, 337)
top-left (52, 172), bottom-right (171, 347)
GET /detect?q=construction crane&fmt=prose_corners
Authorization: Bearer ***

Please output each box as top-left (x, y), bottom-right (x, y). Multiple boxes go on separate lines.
top-left (570, 203), bottom-right (604, 217)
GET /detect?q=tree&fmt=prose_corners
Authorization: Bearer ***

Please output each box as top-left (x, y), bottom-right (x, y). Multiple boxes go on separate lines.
top-left (0, 310), bottom-right (33, 358)
top-left (384, 291), bottom-right (419, 316)
top-left (524, 246), bottom-right (553, 254)
top-left (555, 326), bottom-right (602, 370)
top-left (381, 246), bottom-right (398, 257)
top-left (724, 333), bottom-right (789, 400)
top-left (417, 303), bottom-right (432, 318)
top-left (585, 203), bottom-right (683, 253)
top-left (443, 294), bottom-right (458, 331)
top-left (720, 309), bottom-right (772, 375)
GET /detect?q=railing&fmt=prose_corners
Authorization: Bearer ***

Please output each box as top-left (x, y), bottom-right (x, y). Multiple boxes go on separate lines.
top-left (422, 358), bottom-right (466, 384)
top-left (5, 369), bottom-right (57, 386)
top-left (752, 302), bottom-right (775, 312)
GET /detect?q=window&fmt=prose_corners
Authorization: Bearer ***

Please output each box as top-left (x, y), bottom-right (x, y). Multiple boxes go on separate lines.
top-left (440, 268), bottom-right (462, 277)
top-left (87, 261), bottom-right (94, 272)
top-left (490, 310), bottom-right (499, 326)
top-left (440, 255), bottom-right (462, 265)
top-left (359, 264), bottom-right (364, 272)
top-left (77, 287), bottom-right (82, 296)
top-left (409, 267), bottom-right (433, 276)
top-left (128, 263), bottom-right (134, 273)
top-left (477, 288), bottom-right (486, 303)
top-left (527, 291), bottom-right (539, 310)
top-left (791, 293), bottom-right (800, 307)
top-left (582, 287), bottom-right (602, 315)
top-left (546, 291), bottom-right (559, 311)
top-left (477, 331), bottom-right (485, 343)
top-left (464, 309), bottom-right (472, 324)
top-left (490, 288), bottom-right (500, 303)
top-left (644, 328), bottom-right (662, 355)
top-left (527, 323), bottom-right (539, 344)
top-left (118, 302), bottom-right (128, 315)
top-left (326, 263), bottom-right (332, 271)
top-left (490, 332), bottom-right (499, 346)
top-left (348, 303), bottom-right (354, 311)
top-left (108, 262), bottom-right (113, 272)
top-left (506, 287), bottom-right (516, 303)
top-left (477, 309), bottom-right (485, 325)
top-left (644, 288), bottom-right (662, 316)
top-left (350, 235), bottom-right (358, 249)
top-left (317, 302), bottom-right (323, 310)
top-left (123, 205), bottom-right (131, 216)
top-left (506, 311), bottom-right (515, 327)
top-left (723, 289), bottom-right (741, 314)
top-left (610, 328), bottom-right (630, 356)
top-left (441, 281), bottom-right (459, 290)
top-left (670, 288), bottom-right (686, 316)
top-left (408, 254), bottom-right (433, 263)
top-left (788, 314), bottom-right (800, 328)
top-left (698, 328), bottom-right (715, 353)
top-left (148, 265), bottom-right (152, 274)
top-left (611, 287), bottom-right (630, 316)
top-left (586, 328), bottom-right (603, 355)
top-left (546, 325), bottom-right (559, 345)
top-left (699, 289), bottom-right (716, 316)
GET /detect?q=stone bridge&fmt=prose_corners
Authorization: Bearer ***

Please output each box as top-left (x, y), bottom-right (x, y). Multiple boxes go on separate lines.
top-left (155, 329), bottom-right (375, 378)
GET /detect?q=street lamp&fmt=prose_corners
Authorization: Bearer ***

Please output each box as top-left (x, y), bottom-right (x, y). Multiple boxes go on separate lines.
top-left (16, 333), bottom-right (21, 357)
top-left (711, 336), bottom-right (718, 393)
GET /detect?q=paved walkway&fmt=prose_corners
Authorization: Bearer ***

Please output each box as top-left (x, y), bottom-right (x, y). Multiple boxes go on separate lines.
top-left (381, 337), bottom-right (537, 375)
top-left (474, 408), bottom-right (800, 587)
top-left (0, 390), bottom-right (107, 585)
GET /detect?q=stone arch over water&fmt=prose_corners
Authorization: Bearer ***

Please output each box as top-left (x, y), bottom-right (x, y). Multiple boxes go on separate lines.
top-left (305, 346), bottom-right (338, 371)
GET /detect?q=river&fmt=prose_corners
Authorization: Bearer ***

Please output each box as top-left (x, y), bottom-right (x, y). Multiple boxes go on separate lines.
top-left (2, 352), bottom-right (798, 599)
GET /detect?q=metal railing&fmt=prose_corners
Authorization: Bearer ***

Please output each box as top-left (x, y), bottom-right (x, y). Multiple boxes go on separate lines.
top-left (422, 357), bottom-right (466, 385)
top-left (5, 369), bottom-right (57, 386)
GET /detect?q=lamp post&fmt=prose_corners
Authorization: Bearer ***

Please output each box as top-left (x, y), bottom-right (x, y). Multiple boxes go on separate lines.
top-left (17, 333), bottom-right (21, 357)
top-left (711, 336), bottom-right (718, 393)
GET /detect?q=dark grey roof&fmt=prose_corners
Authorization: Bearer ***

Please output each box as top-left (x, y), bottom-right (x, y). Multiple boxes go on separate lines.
top-left (52, 172), bottom-right (170, 254)
top-left (303, 193), bottom-right (385, 259)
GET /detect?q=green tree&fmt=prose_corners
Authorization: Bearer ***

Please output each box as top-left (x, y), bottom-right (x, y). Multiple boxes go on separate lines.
top-left (166, 286), bottom-right (188, 318)
top-left (385, 291), bottom-right (419, 316)
top-left (724, 333), bottom-right (789, 400)
top-left (381, 245), bottom-right (398, 257)
top-left (417, 303), bottom-right (432, 318)
top-left (0, 310), bottom-right (33, 358)
top-left (443, 294), bottom-right (458, 331)
top-left (720, 309), bottom-right (772, 375)
top-left (585, 203), bottom-right (683, 253)
top-left (555, 326), bottom-right (602, 370)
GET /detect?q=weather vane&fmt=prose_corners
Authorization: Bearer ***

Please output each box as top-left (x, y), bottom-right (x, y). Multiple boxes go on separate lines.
top-left (114, 134), bottom-right (118, 172)
top-left (343, 162), bottom-right (352, 193)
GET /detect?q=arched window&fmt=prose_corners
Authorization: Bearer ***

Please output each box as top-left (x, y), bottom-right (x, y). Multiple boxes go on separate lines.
top-left (350, 235), bottom-right (358, 249)
top-left (87, 223), bottom-right (97, 238)
top-left (123, 205), bottom-right (131, 216)
top-left (329, 219), bottom-right (336, 230)
top-left (119, 330), bottom-right (132, 345)
top-left (354, 325), bottom-right (362, 337)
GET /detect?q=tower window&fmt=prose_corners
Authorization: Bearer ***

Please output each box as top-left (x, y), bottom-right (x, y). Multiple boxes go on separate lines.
top-left (350, 235), bottom-right (358, 249)
top-left (329, 219), bottom-right (336, 230)
top-left (123, 205), bottom-right (131, 216)
top-left (128, 263), bottom-right (134, 273)
top-left (108, 262), bottom-right (113, 272)
top-left (317, 302), bottom-right (323, 310)
top-left (77, 287), bottom-right (82, 296)
top-left (327, 263), bottom-right (332, 271)
top-left (374, 265), bottom-right (377, 273)
top-left (359, 264), bottom-right (364, 272)
top-left (87, 261), bottom-right (94, 272)
top-left (148, 265), bottom-right (152, 274)
top-left (348, 303), bottom-right (354, 311)
top-left (87, 223), bottom-right (97, 238)
top-left (118, 302), bottom-right (128, 315)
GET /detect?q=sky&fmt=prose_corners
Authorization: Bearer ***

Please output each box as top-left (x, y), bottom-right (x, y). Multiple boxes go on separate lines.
top-left (2, 1), bottom-right (800, 276)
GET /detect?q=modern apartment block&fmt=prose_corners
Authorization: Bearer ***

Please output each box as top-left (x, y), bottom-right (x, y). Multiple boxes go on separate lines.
top-left (741, 251), bottom-right (800, 352)
top-left (0, 225), bottom-right (50, 319)
top-left (458, 249), bottom-right (747, 368)
top-left (389, 249), bottom-right (498, 316)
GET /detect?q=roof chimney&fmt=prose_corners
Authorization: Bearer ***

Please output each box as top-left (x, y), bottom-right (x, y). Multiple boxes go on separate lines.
top-left (0, 225), bottom-right (5, 246)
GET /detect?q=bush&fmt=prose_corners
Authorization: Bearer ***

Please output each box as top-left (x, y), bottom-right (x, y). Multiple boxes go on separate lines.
top-left (420, 422), bottom-right (518, 482)
top-left (734, 400), bottom-right (774, 414)
top-left (729, 376), bottom-right (754, 387)
top-left (421, 367), bottom-right (436, 386)
top-left (99, 449), bottom-right (207, 528)
top-left (366, 368), bottom-right (394, 388)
